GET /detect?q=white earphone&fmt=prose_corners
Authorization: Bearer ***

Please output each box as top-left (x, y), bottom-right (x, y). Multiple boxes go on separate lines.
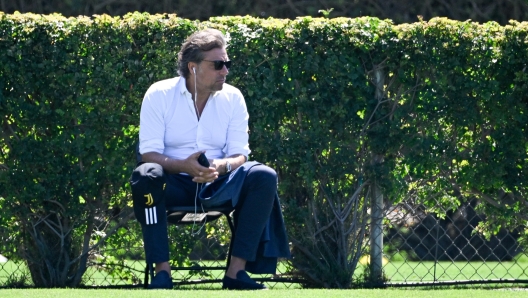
top-left (193, 67), bottom-right (196, 74)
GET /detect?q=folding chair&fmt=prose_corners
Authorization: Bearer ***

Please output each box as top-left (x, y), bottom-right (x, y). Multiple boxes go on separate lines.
top-left (142, 205), bottom-right (235, 288)
top-left (135, 144), bottom-right (235, 288)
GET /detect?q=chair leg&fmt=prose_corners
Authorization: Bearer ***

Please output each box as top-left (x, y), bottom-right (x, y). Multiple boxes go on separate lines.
top-left (144, 263), bottom-right (150, 289)
top-left (225, 213), bottom-right (236, 271)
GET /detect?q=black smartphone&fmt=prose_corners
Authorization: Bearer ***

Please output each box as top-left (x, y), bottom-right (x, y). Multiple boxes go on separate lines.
top-left (197, 152), bottom-right (210, 167)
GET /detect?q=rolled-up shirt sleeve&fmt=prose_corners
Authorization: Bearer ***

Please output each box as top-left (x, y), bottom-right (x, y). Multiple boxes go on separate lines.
top-left (139, 84), bottom-right (167, 155)
top-left (224, 89), bottom-right (251, 158)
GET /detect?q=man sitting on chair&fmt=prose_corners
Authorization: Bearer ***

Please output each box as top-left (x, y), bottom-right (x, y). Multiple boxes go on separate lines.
top-left (130, 28), bottom-right (290, 290)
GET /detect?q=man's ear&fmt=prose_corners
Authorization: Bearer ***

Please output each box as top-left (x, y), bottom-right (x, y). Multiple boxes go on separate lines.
top-left (188, 62), bottom-right (197, 74)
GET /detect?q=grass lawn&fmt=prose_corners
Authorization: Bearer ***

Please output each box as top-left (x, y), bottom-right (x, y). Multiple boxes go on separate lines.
top-left (357, 260), bottom-right (528, 282)
top-left (3, 258), bottom-right (528, 287)
top-left (3, 256), bottom-right (528, 292)
top-left (2, 289), bottom-right (528, 298)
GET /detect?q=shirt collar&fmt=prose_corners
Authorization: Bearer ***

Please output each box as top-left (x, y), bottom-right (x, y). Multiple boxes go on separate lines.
top-left (177, 76), bottom-right (191, 98)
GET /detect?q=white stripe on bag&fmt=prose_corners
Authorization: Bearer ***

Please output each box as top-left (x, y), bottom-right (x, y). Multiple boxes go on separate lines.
top-left (145, 208), bottom-right (150, 225)
top-left (144, 207), bottom-right (158, 225)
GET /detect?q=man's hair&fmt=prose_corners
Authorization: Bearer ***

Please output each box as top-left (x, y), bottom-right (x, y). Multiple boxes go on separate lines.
top-left (178, 28), bottom-right (227, 79)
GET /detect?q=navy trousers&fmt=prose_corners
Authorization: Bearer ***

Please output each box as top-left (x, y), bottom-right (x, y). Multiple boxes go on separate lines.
top-left (131, 162), bottom-right (278, 265)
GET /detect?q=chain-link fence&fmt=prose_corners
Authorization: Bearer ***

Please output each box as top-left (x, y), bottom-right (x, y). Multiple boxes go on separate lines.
top-left (0, 217), bottom-right (296, 289)
top-left (374, 198), bottom-right (528, 287)
top-left (1, 199), bottom-right (527, 288)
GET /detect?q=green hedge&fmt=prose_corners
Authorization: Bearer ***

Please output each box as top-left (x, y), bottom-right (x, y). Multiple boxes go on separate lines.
top-left (0, 12), bottom-right (527, 287)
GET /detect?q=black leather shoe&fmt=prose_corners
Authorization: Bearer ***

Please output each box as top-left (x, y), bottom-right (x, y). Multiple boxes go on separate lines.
top-left (222, 270), bottom-right (267, 290)
top-left (148, 270), bottom-right (173, 289)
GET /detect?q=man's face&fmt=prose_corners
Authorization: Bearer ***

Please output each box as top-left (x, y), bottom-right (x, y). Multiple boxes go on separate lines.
top-left (196, 47), bottom-right (229, 93)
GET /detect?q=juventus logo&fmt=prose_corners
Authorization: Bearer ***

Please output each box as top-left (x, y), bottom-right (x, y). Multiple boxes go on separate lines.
top-left (145, 207), bottom-right (157, 225)
top-left (144, 193), bottom-right (154, 206)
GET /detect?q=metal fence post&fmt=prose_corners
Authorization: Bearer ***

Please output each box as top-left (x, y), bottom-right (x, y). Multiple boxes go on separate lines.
top-left (369, 67), bottom-right (385, 284)
top-left (370, 171), bottom-right (384, 284)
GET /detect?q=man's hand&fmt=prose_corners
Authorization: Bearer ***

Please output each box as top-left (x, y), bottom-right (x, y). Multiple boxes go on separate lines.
top-left (187, 151), bottom-right (218, 183)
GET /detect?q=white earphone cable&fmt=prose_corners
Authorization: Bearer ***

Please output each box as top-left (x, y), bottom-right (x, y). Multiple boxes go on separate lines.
top-left (191, 182), bottom-right (207, 235)
top-left (191, 67), bottom-right (206, 235)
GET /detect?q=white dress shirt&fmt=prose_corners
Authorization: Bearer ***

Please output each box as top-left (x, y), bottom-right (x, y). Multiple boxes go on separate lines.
top-left (139, 77), bottom-right (251, 161)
